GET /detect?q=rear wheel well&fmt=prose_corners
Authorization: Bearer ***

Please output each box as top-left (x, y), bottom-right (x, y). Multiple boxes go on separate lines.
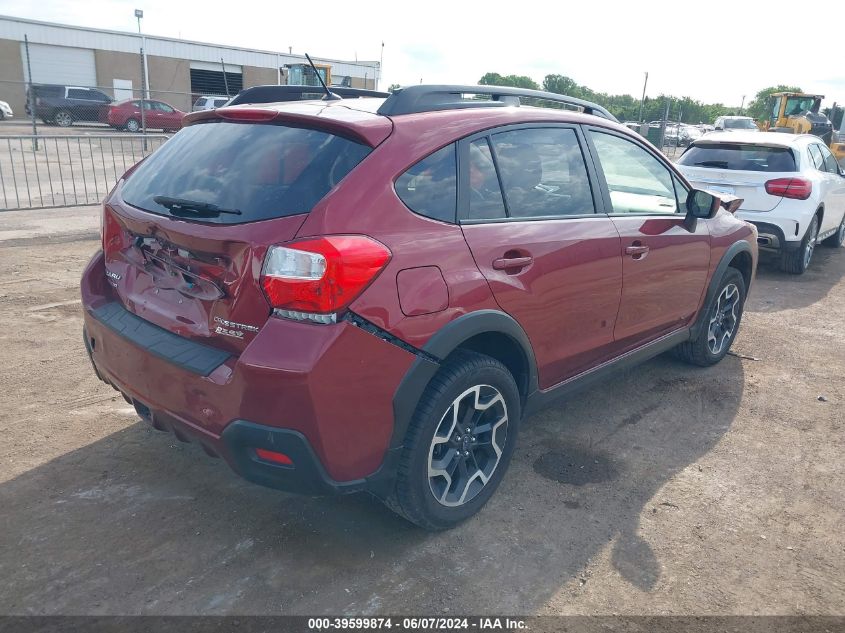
top-left (815, 206), bottom-right (824, 229)
top-left (450, 332), bottom-right (530, 404)
top-left (728, 249), bottom-right (753, 290)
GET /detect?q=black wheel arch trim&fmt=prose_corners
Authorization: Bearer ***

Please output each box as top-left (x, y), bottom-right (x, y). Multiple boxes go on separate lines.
top-left (690, 240), bottom-right (753, 340)
top-left (381, 310), bottom-right (538, 497)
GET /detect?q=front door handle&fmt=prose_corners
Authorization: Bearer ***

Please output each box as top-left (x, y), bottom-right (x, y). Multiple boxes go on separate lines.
top-left (625, 244), bottom-right (650, 258)
top-left (492, 256), bottom-right (533, 270)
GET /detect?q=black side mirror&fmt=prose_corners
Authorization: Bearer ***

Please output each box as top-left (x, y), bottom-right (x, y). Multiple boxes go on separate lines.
top-left (687, 190), bottom-right (720, 219)
top-left (684, 189), bottom-right (739, 231)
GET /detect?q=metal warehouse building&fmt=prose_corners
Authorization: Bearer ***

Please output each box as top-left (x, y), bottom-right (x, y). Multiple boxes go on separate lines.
top-left (0, 14), bottom-right (381, 116)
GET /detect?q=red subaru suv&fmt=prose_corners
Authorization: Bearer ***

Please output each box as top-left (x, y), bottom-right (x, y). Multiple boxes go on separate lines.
top-left (81, 85), bottom-right (757, 530)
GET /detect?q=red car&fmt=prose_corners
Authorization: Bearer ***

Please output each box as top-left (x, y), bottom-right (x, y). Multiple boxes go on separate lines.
top-left (107, 99), bottom-right (185, 133)
top-left (82, 85), bottom-right (757, 529)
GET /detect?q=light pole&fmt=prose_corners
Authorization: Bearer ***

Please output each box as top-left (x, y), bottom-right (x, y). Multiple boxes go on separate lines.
top-left (377, 41), bottom-right (384, 91)
top-left (740, 94), bottom-right (746, 115)
top-left (135, 9), bottom-right (148, 147)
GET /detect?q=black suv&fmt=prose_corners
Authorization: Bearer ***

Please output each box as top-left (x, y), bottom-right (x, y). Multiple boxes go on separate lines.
top-left (26, 85), bottom-right (113, 127)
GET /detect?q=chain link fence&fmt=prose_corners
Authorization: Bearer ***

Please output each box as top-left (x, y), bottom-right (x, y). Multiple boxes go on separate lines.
top-left (0, 78), bottom-right (210, 210)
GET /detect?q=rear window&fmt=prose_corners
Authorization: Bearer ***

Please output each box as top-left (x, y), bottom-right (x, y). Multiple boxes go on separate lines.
top-left (120, 121), bottom-right (372, 224)
top-left (723, 118), bottom-right (757, 130)
top-left (677, 143), bottom-right (795, 172)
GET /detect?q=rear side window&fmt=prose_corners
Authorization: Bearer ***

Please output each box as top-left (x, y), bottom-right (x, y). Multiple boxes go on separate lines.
top-left (678, 143), bottom-right (796, 172)
top-left (490, 127), bottom-right (594, 218)
top-left (121, 121), bottom-right (372, 224)
top-left (395, 144), bottom-right (457, 223)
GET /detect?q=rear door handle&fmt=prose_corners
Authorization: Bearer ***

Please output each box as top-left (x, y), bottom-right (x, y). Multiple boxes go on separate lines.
top-left (492, 256), bottom-right (533, 270)
top-left (625, 245), bottom-right (650, 257)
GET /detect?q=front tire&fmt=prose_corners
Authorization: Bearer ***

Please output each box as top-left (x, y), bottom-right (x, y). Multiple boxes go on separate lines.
top-left (781, 215), bottom-right (819, 274)
top-left (673, 267), bottom-right (746, 367)
top-left (385, 350), bottom-right (521, 530)
top-left (822, 215), bottom-right (845, 248)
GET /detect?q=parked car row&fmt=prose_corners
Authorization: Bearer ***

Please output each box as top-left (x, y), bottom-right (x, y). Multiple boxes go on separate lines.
top-left (20, 84), bottom-right (226, 132)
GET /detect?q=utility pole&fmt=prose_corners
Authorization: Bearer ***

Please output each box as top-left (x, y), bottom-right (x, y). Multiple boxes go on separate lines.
top-left (740, 95), bottom-right (746, 115)
top-left (638, 71), bottom-right (648, 122)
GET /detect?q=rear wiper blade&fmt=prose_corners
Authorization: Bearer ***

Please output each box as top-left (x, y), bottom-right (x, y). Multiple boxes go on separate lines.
top-left (693, 161), bottom-right (730, 168)
top-left (153, 196), bottom-right (242, 216)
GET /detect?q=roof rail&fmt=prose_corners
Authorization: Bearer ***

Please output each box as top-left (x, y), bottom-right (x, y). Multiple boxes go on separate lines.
top-left (228, 85), bottom-right (390, 106)
top-left (376, 85), bottom-right (618, 121)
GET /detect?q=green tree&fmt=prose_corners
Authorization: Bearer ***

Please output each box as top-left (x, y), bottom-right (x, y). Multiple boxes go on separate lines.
top-left (478, 73), bottom-right (539, 90)
top-left (746, 85), bottom-right (802, 121)
top-left (542, 74), bottom-right (580, 97)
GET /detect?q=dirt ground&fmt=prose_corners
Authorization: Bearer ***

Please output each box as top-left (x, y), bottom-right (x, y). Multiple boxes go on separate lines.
top-left (0, 205), bottom-right (843, 616)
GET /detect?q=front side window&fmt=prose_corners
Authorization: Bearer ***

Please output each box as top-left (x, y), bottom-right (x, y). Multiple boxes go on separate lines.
top-left (590, 132), bottom-right (679, 214)
top-left (395, 144), bottom-right (457, 223)
top-left (488, 127), bottom-right (594, 218)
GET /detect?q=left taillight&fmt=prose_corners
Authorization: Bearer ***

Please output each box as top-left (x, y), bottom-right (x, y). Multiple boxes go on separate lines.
top-left (260, 235), bottom-right (391, 323)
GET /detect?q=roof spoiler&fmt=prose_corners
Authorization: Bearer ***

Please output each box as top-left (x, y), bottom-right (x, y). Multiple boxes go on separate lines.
top-left (376, 85), bottom-right (618, 121)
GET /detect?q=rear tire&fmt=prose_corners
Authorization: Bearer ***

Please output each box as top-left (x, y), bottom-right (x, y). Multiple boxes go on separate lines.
top-left (673, 267), bottom-right (746, 367)
top-left (125, 118), bottom-right (141, 133)
top-left (780, 215), bottom-right (819, 274)
top-left (54, 109), bottom-right (73, 127)
top-left (822, 215), bottom-right (845, 248)
top-left (384, 350), bottom-right (521, 530)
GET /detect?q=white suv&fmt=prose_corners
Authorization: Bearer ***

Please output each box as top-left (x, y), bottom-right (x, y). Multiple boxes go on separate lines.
top-left (191, 95), bottom-right (230, 112)
top-left (714, 116), bottom-right (759, 132)
top-left (677, 132), bottom-right (845, 274)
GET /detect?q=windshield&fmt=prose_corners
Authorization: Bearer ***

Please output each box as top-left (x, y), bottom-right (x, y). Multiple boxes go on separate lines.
top-left (120, 121), bottom-right (372, 224)
top-left (678, 143), bottom-right (795, 172)
top-left (724, 118), bottom-right (757, 130)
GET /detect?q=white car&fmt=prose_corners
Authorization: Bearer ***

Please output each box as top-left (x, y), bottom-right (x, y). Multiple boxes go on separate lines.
top-left (714, 116), bottom-right (759, 132)
top-left (0, 100), bottom-right (12, 119)
top-left (676, 131), bottom-right (845, 274)
top-left (192, 95), bottom-right (230, 112)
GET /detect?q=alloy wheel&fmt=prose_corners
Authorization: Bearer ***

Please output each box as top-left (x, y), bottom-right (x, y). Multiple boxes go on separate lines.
top-left (428, 384), bottom-right (508, 507)
top-left (55, 111), bottom-right (72, 127)
top-left (126, 119), bottom-right (140, 133)
top-left (804, 220), bottom-right (818, 268)
top-left (707, 283), bottom-right (740, 355)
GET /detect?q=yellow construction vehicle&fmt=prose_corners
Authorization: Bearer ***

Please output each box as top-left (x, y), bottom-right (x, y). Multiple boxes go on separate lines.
top-left (762, 92), bottom-right (845, 164)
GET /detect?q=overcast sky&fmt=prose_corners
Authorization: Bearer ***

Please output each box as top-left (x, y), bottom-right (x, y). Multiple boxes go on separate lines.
top-left (3, 0), bottom-right (843, 107)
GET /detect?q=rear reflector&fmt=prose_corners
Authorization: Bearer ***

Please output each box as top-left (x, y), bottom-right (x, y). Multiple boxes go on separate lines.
top-left (261, 235), bottom-right (391, 315)
top-left (765, 177), bottom-right (811, 200)
top-left (255, 448), bottom-right (294, 466)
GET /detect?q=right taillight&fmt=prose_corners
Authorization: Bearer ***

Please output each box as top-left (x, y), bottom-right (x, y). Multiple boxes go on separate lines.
top-left (765, 177), bottom-right (812, 200)
top-left (260, 235), bottom-right (391, 323)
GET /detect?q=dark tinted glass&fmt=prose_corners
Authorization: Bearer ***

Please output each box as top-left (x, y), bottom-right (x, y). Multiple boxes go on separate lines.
top-left (121, 121), bottom-right (371, 224)
top-left (395, 144), bottom-right (457, 223)
top-left (491, 128), bottom-right (594, 218)
top-left (466, 138), bottom-right (506, 220)
top-left (67, 89), bottom-right (93, 99)
top-left (678, 144), bottom-right (796, 172)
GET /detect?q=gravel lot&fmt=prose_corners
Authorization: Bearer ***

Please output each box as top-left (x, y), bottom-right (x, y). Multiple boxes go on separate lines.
top-left (0, 206), bottom-right (843, 616)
